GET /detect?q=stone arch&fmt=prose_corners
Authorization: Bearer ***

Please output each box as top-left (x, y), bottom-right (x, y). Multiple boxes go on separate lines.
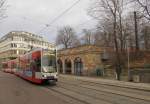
top-left (74, 57), bottom-right (83, 75)
top-left (65, 58), bottom-right (72, 74)
top-left (57, 59), bottom-right (63, 73)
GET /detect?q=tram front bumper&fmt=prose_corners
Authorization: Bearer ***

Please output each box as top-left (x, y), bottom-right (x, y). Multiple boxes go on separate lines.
top-left (42, 74), bottom-right (58, 81)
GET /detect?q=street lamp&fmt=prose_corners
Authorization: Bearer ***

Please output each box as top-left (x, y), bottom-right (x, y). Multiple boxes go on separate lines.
top-left (54, 48), bottom-right (58, 73)
top-left (126, 39), bottom-right (130, 81)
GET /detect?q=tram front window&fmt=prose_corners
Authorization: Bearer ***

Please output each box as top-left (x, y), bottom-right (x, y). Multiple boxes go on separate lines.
top-left (42, 55), bottom-right (56, 73)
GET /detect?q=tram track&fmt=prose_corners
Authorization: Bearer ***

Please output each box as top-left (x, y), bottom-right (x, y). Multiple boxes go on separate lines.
top-left (42, 81), bottom-right (112, 104)
top-left (39, 74), bottom-right (150, 104)
top-left (44, 85), bottom-right (113, 104)
top-left (57, 80), bottom-right (150, 104)
top-left (44, 86), bottom-right (91, 104)
top-left (56, 83), bottom-right (124, 104)
top-left (59, 76), bottom-right (150, 97)
top-left (42, 79), bottom-right (150, 104)
top-left (59, 75), bottom-right (150, 91)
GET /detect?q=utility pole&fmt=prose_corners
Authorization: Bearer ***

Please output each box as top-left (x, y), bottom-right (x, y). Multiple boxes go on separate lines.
top-left (134, 11), bottom-right (139, 51)
top-left (144, 26), bottom-right (148, 50)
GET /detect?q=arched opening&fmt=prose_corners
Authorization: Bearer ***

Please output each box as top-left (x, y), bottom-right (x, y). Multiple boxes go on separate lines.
top-left (65, 59), bottom-right (72, 74)
top-left (74, 57), bottom-right (83, 75)
top-left (57, 59), bottom-right (63, 73)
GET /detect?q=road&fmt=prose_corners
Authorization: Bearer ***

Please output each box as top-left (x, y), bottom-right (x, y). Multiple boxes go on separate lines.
top-left (0, 71), bottom-right (150, 104)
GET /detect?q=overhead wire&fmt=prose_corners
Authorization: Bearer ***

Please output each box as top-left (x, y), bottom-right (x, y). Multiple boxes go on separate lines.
top-left (21, 16), bottom-right (57, 29)
top-left (38, 0), bottom-right (82, 34)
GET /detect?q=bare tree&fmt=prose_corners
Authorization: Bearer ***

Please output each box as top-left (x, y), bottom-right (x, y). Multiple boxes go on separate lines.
top-left (140, 23), bottom-right (150, 50)
top-left (87, 0), bottom-right (150, 80)
top-left (93, 31), bottom-right (104, 46)
top-left (95, 19), bottom-right (114, 47)
top-left (116, 0), bottom-right (126, 51)
top-left (135, 0), bottom-right (150, 21)
top-left (56, 26), bottom-right (79, 49)
top-left (89, 0), bottom-right (122, 80)
top-left (81, 29), bottom-right (94, 45)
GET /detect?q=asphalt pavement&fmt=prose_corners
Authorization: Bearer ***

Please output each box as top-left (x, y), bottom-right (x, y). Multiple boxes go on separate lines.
top-left (0, 71), bottom-right (68, 104)
top-left (0, 71), bottom-right (150, 104)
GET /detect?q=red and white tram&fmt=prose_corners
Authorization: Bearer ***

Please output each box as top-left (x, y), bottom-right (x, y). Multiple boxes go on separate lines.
top-left (2, 60), bottom-right (15, 73)
top-left (2, 62), bottom-right (8, 72)
top-left (2, 48), bottom-right (58, 84)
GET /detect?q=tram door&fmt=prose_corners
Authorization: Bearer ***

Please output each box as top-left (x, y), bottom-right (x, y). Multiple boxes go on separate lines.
top-left (32, 51), bottom-right (41, 78)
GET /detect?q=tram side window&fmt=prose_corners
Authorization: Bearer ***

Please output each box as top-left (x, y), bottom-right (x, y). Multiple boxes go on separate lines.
top-left (12, 62), bottom-right (17, 69)
top-left (2, 63), bottom-right (8, 69)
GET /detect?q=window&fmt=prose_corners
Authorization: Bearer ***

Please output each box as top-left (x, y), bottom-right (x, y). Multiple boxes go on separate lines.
top-left (14, 43), bottom-right (17, 47)
top-left (11, 43), bottom-right (13, 47)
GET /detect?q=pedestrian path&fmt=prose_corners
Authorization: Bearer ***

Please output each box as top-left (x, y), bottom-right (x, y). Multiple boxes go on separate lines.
top-left (59, 74), bottom-right (150, 91)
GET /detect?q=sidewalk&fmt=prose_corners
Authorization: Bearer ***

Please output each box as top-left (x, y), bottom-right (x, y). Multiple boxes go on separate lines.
top-left (59, 74), bottom-right (150, 91)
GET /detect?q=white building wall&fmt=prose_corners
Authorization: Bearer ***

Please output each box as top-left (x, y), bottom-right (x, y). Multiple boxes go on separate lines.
top-left (0, 31), bottom-right (55, 60)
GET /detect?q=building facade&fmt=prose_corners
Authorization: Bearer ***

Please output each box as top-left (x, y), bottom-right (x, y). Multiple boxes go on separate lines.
top-left (57, 45), bottom-right (106, 76)
top-left (0, 31), bottom-right (55, 63)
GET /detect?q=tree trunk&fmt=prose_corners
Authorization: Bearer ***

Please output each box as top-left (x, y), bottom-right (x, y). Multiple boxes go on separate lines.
top-left (113, 14), bottom-right (122, 80)
top-left (119, 13), bottom-right (124, 52)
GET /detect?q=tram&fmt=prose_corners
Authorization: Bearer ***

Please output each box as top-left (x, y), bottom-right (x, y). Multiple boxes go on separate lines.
top-left (2, 62), bottom-right (8, 72)
top-left (2, 48), bottom-right (58, 84)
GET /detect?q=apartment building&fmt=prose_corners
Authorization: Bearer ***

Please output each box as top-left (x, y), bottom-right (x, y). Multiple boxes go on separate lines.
top-left (0, 31), bottom-right (55, 62)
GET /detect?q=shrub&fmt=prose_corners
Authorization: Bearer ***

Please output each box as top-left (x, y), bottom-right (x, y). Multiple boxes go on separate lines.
top-left (144, 64), bottom-right (150, 69)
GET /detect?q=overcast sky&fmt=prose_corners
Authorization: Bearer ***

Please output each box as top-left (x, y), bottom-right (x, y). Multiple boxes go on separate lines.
top-left (0, 0), bottom-right (97, 42)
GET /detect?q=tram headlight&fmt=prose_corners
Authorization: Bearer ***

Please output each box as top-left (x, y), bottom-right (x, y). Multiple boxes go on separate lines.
top-left (56, 73), bottom-right (58, 77)
top-left (54, 73), bottom-right (58, 78)
top-left (42, 74), bottom-right (47, 78)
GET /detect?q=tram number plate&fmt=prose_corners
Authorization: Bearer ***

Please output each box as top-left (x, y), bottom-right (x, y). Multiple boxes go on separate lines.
top-left (47, 76), bottom-right (54, 79)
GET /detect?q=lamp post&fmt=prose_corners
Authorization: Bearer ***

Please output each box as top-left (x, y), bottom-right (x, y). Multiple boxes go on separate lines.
top-left (126, 39), bottom-right (130, 81)
top-left (54, 47), bottom-right (58, 73)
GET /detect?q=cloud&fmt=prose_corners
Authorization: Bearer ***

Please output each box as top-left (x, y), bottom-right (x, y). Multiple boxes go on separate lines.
top-left (0, 0), bottom-right (97, 42)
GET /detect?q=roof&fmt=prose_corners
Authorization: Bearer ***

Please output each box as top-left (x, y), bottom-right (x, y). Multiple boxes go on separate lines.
top-left (0, 31), bottom-right (48, 42)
